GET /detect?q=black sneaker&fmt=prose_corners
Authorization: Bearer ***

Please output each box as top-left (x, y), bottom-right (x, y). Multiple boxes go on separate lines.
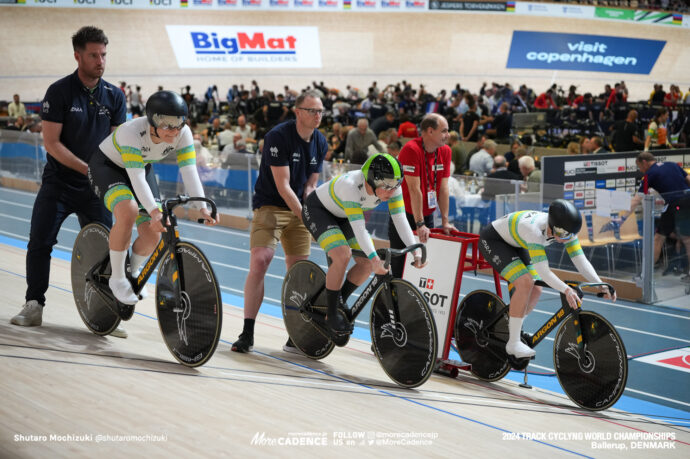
top-left (282, 338), bottom-right (302, 355)
top-left (231, 332), bottom-right (253, 353)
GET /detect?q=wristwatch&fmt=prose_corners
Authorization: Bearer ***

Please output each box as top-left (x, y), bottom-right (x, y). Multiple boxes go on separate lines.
top-left (415, 221), bottom-right (426, 229)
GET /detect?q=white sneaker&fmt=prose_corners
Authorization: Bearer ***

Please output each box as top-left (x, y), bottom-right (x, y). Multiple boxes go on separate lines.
top-left (110, 326), bottom-right (128, 339)
top-left (109, 277), bottom-right (139, 305)
top-left (11, 300), bottom-right (43, 326)
top-left (506, 341), bottom-right (536, 359)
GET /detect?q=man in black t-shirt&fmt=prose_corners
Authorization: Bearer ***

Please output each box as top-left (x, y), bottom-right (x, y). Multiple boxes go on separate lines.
top-left (611, 109), bottom-right (643, 152)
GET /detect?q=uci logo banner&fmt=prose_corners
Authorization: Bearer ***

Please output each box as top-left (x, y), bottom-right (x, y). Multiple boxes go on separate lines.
top-left (166, 25), bottom-right (322, 69)
top-left (506, 31), bottom-right (665, 74)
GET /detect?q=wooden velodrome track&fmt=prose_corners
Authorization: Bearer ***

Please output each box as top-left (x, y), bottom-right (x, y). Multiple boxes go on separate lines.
top-left (0, 187), bottom-right (689, 457)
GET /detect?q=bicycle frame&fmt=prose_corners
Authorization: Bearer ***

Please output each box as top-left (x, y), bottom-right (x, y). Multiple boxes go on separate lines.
top-left (299, 244), bottom-right (426, 324)
top-left (130, 196), bottom-right (217, 296)
top-left (86, 196), bottom-right (217, 299)
top-left (488, 280), bottom-right (614, 353)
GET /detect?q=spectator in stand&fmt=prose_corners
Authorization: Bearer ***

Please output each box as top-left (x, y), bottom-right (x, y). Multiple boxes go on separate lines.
top-left (371, 110), bottom-right (396, 137)
top-left (5, 115), bottom-right (26, 131)
top-left (663, 84), bottom-right (682, 108)
top-left (534, 88), bottom-right (558, 110)
top-left (448, 131), bottom-right (467, 175)
top-left (565, 85), bottom-right (579, 107)
top-left (468, 139), bottom-right (497, 176)
top-left (263, 91), bottom-right (289, 129)
top-left (566, 141), bottom-right (581, 155)
top-left (611, 109), bottom-right (644, 152)
top-left (684, 87), bottom-right (690, 105)
top-left (460, 99), bottom-right (480, 142)
top-left (650, 84), bottom-right (666, 105)
top-left (644, 108), bottom-right (672, 151)
top-left (519, 155), bottom-right (541, 192)
top-left (202, 117), bottom-right (222, 146)
top-left (387, 140), bottom-right (402, 158)
top-left (344, 118), bottom-right (383, 164)
top-left (591, 136), bottom-right (609, 154)
top-left (485, 102), bottom-right (512, 141)
top-left (505, 138), bottom-right (521, 164)
top-left (235, 114), bottom-right (257, 148)
top-left (204, 85), bottom-right (219, 116)
top-left (397, 114), bottom-right (418, 140)
top-left (481, 155), bottom-right (522, 201)
top-left (8, 94), bottom-right (27, 119)
top-left (216, 121), bottom-right (235, 152)
top-left (578, 136), bottom-right (592, 154)
top-left (508, 145), bottom-right (527, 176)
top-left (129, 85), bottom-right (143, 117)
top-left (605, 82), bottom-right (627, 110)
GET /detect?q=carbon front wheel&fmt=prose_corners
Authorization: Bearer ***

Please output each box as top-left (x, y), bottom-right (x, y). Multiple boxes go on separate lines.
top-left (156, 242), bottom-right (222, 367)
top-left (371, 279), bottom-right (437, 388)
top-left (554, 311), bottom-right (628, 411)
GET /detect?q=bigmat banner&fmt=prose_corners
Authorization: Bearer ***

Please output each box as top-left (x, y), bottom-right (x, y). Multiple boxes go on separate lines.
top-left (166, 25), bottom-right (322, 68)
top-left (506, 31), bottom-right (665, 74)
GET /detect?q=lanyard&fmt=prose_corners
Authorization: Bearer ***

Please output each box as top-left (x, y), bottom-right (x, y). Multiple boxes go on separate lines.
top-left (421, 142), bottom-right (438, 192)
top-left (82, 84), bottom-right (112, 120)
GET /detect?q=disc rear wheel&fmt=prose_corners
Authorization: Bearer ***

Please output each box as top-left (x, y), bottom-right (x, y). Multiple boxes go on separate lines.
top-left (454, 290), bottom-right (510, 382)
top-left (282, 260), bottom-right (335, 359)
top-left (71, 223), bottom-right (120, 335)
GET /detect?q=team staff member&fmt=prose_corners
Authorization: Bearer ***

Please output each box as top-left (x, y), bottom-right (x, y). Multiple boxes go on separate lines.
top-left (232, 90), bottom-right (328, 353)
top-left (388, 113), bottom-right (455, 278)
top-left (621, 151), bottom-right (690, 280)
top-left (11, 26), bottom-right (127, 335)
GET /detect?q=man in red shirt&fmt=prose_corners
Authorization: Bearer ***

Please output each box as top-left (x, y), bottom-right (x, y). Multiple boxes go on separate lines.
top-left (388, 113), bottom-right (456, 277)
top-left (534, 89), bottom-right (557, 109)
top-left (397, 114), bottom-right (419, 139)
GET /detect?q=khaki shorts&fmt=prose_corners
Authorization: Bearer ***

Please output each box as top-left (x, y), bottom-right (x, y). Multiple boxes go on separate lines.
top-left (250, 206), bottom-right (312, 256)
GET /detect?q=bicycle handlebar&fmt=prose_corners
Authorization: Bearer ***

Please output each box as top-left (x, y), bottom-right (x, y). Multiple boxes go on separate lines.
top-left (376, 243), bottom-right (426, 269)
top-left (534, 279), bottom-right (616, 299)
top-left (163, 195), bottom-right (218, 223)
top-left (575, 282), bottom-right (616, 299)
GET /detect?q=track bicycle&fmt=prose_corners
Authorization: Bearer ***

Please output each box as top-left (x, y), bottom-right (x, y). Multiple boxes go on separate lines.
top-left (70, 195), bottom-right (223, 368)
top-left (455, 281), bottom-right (628, 410)
top-left (281, 244), bottom-right (437, 389)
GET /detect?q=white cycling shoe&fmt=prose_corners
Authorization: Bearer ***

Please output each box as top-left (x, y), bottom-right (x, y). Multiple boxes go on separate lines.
top-left (109, 277), bottom-right (139, 305)
top-left (506, 341), bottom-right (536, 359)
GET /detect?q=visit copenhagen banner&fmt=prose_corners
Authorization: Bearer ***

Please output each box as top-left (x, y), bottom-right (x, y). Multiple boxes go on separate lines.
top-left (166, 25), bottom-right (322, 68)
top-left (506, 31), bottom-right (665, 74)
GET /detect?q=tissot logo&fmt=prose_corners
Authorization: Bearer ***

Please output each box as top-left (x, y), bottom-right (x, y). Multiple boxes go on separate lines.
top-left (419, 277), bottom-right (434, 289)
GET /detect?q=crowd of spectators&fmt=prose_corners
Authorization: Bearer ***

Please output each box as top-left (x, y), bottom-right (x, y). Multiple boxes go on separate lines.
top-left (3, 78), bottom-right (690, 187)
top-left (547, 0), bottom-right (690, 13)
